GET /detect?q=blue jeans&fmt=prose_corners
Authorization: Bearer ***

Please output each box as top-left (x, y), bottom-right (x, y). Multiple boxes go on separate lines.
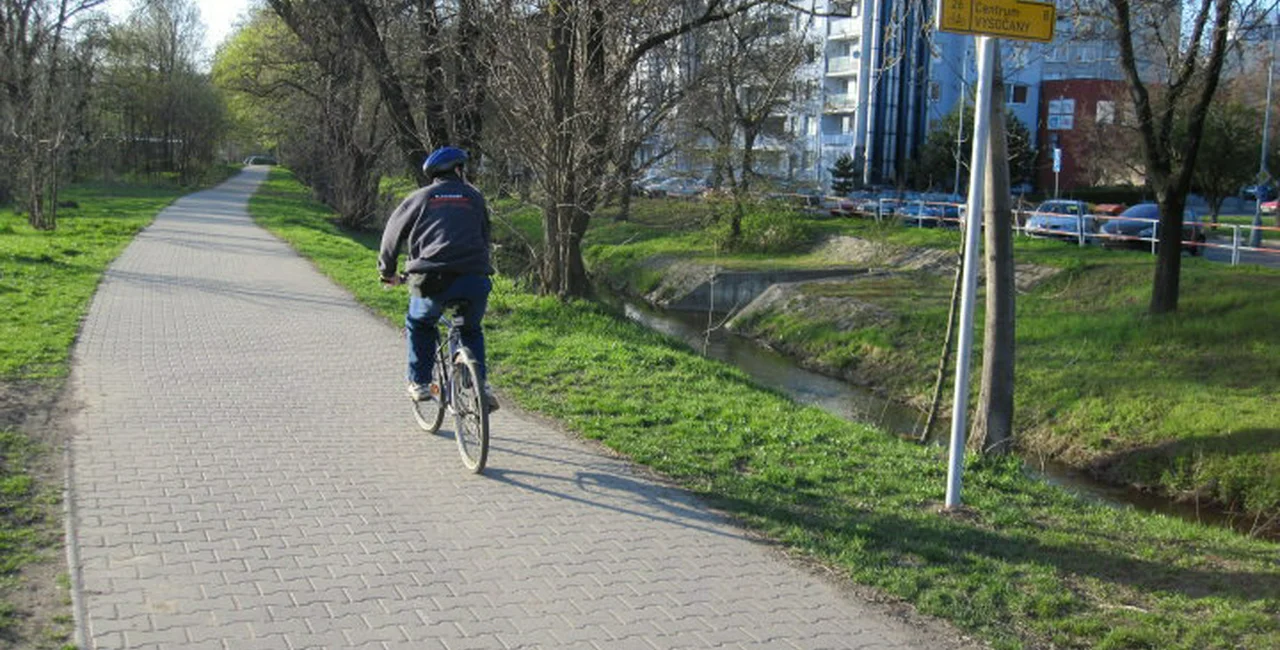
top-left (405, 274), bottom-right (491, 386)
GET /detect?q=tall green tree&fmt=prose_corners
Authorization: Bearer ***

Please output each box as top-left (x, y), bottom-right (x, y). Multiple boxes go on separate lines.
top-left (1180, 100), bottom-right (1263, 222)
top-left (100, 0), bottom-right (225, 183)
top-left (913, 107), bottom-right (1034, 193)
top-left (829, 153), bottom-right (858, 195)
top-left (214, 7), bottom-right (384, 228)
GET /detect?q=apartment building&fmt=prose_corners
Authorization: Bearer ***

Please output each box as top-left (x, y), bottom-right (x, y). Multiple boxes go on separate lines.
top-left (655, 0), bottom-right (1153, 193)
top-left (809, 0), bottom-right (1049, 191)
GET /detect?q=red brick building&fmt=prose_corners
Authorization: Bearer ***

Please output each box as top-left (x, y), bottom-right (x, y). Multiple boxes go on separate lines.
top-left (1036, 79), bottom-right (1131, 193)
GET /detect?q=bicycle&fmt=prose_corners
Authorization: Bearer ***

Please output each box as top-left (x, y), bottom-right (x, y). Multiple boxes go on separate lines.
top-left (386, 275), bottom-right (490, 473)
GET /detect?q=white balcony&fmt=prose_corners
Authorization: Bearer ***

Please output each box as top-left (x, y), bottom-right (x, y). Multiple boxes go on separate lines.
top-left (826, 57), bottom-right (860, 77)
top-left (822, 133), bottom-right (855, 147)
top-left (829, 18), bottom-right (861, 41)
top-left (824, 93), bottom-right (858, 113)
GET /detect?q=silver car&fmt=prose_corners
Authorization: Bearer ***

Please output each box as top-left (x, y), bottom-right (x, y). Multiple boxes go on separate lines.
top-left (1025, 200), bottom-right (1097, 243)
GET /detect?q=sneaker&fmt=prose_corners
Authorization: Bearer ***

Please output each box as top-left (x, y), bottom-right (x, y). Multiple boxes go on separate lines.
top-left (407, 382), bottom-right (431, 402)
top-left (483, 384), bottom-right (500, 412)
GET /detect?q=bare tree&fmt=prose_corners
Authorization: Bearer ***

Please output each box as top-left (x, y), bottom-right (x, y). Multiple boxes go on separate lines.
top-left (1088, 0), bottom-right (1251, 313)
top-left (687, 6), bottom-right (817, 239)
top-left (0, 0), bottom-right (107, 229)
top-left (488, 0), bottom-right (771, 298)
top-left (264, 0), bottom-right (494, 186)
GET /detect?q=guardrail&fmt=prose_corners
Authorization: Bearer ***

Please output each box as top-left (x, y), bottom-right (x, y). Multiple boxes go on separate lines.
top-left (1021, 211), bottom-right (1280, 265)
top-left (1198, 222), bottom-right (1280, 265)
top-left (824, 200), bottom-right (1280, 266)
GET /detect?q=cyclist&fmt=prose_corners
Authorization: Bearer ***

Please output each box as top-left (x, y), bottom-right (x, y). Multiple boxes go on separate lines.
top-left (378, 146), bottom-right (498, 411)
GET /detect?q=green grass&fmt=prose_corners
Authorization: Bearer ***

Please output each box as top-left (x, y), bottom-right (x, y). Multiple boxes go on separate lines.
top-left (251, 168), bottom-right (1280, 650)
top-left (0, 167), bottom-right (238, 646)
top-left (586, 204), bottom-right (1280, 528)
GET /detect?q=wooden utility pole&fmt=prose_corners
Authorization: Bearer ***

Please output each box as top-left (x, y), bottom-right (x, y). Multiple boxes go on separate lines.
top-left (971, 47), bottom-right (1015, 455)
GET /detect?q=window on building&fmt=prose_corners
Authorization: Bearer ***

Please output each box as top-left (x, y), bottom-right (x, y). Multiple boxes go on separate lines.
top-left (1006, 84), bottom-right (1028, 104)
top-left (832, 0), bottom-right (855, 16)
top-left (929, 81), bottom-right (941, 101)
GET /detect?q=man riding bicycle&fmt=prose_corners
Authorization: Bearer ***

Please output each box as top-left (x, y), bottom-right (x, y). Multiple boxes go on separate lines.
top-left (378, 146), bottom-right (498, 411)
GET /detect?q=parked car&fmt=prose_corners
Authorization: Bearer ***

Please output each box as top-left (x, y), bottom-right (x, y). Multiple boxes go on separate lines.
top-left (1263, 199), bottom-right (1279, 215)
top-left (829, 197), bottom-right (873, 217)
top-left (1098, 202), bottom-right (1206, 255)
top-left (638, 175), bottom-right (670, 197)
top-left (898, 202), bottom-right (959, 228)
top-left (655, 177), bottom-right (709, 198)
top-left (1024, 199), bottom-right (1098, 242)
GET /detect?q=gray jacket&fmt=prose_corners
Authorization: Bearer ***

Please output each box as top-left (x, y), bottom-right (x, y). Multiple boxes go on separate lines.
top-left (378, 176), bottom-right (492, 278)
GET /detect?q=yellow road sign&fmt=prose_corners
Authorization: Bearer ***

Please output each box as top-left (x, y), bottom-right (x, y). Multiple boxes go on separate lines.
top-left (936, 0), bottom-right (1056, 43)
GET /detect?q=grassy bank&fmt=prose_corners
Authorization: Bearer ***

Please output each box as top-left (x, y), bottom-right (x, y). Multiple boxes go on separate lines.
top-left (585, 201), bottom-right (1280, 532)
top-left (0, 168), bottom-right (239, 647)
top-left (252, 169), bottom-right (1280, 649)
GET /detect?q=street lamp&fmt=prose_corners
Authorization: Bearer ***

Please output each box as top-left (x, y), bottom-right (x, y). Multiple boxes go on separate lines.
top-left (1252, 12), bottom-right (1277, 248)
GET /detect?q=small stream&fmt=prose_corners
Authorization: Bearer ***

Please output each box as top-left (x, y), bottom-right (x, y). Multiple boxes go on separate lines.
top-left (610, 296), bottom-right (1261, 538)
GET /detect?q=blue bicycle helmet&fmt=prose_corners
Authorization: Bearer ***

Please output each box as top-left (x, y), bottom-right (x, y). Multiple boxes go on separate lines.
top-left (423, 146), bottom-right (468, 176)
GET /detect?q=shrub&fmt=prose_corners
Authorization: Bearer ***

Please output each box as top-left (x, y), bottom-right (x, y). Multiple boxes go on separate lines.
top-left (713, 200), bottom-right (814, 254)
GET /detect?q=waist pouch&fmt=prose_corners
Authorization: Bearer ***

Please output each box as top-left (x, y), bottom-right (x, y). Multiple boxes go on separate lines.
top-left (408, 271), bottom-right (460, 298)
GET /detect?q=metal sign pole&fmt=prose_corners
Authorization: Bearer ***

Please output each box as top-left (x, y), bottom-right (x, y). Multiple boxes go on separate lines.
top-left (945, 35), bottom-right (997, 510)
top-left (1053, 147), bottom-right (1061, 199)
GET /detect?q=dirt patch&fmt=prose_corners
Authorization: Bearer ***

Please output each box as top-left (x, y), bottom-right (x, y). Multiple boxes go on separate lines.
top-left (0, 379), bottom-right (76, 649)
top-left (642, 257), bottom-right (720, 307)
top-left (731, 279), bottom-right (895, 333)
top-left (815, 235), bottom-right (1063, 292)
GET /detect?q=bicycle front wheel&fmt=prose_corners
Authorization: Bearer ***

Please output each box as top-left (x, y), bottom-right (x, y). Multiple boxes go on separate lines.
top-left (451, 348), bottom-right (489, 473)
top-left (411, 347), bottom-right (448, 435)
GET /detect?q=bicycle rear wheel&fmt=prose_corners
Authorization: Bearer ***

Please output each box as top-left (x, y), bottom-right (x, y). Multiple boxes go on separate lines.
top-left (411, 347), bottom-right (447, 434)
top-left (451, 348), bottom-right (489, 473)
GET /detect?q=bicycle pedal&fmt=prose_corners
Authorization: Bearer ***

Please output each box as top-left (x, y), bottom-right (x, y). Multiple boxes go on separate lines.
top-left (429, 383), bottom-right (441, 398)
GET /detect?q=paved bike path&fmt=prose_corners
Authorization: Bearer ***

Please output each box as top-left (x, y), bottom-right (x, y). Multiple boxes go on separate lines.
top-left (67, 168), bottom-right (978, 649)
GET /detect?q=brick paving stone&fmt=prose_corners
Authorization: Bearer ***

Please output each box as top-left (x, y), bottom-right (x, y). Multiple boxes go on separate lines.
top-left (67, 168), bottom-right (984, 649)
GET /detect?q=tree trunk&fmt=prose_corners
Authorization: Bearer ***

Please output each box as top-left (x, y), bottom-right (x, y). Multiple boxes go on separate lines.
top-left (616, 153), bottom-right (634, 222)
top-left (344, 0), bottom-right (430, 185)
top-left (1150, 191), bottom-right (1186, 314)
top-left (543, 0), bottom-right (576, 297)
top-left (455, 0), bottom-right (487, 161)
top-left (729, 131), bottom-right (758, 240)
top-left (414, 0), bottom-right (452, 153)
top-left (970, 50), bottom-right (1015, 455)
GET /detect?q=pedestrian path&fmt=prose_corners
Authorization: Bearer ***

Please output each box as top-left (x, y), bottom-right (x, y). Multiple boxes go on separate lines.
top-left (66, 168), bottom-right (978, 650)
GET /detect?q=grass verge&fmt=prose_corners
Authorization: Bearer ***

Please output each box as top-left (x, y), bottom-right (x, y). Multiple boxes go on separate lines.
top-left (0, 167), bottom-right (239, 647)
top-left (251, 168), bottom-right (1280, 650)
top-left (586, 201), bottom-right (1280, 532)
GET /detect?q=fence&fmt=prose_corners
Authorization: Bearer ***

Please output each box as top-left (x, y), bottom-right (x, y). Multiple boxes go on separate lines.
top-left (825, 198), bottom-right (1280, 267)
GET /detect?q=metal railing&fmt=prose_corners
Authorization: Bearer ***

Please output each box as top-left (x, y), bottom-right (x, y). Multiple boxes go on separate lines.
top-left (823, 200), bottom-right (1280, 265)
